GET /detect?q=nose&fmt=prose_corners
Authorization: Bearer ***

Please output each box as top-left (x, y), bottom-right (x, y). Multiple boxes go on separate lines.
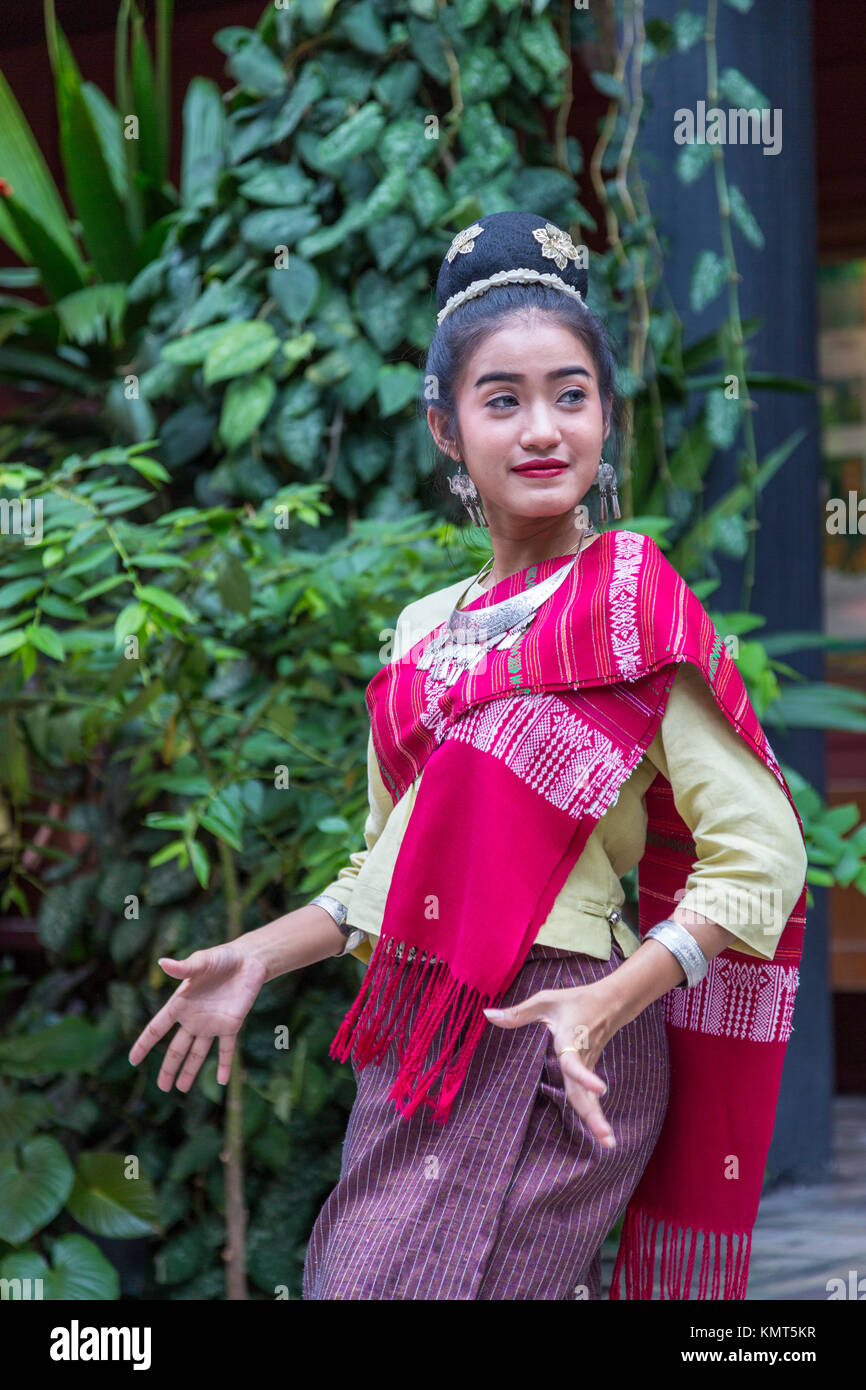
top-left (519, 402), bottom-right (563, 453)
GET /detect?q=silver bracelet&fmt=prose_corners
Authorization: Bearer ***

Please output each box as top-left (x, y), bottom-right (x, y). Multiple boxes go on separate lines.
top-left (309, 894), bottom-right (367, 957)
top-left (644, 918), bottom-right (709, 989)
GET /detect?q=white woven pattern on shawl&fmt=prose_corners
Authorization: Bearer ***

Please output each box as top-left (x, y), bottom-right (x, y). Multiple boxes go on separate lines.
top-left (443, 690), bottom-right (634, 819)
top-left (417, 674), bottom-right (453, 748)
top-left (609, 530), bottom-right (646, 679)
top-left (662, 953), bottom-right (800, 1042)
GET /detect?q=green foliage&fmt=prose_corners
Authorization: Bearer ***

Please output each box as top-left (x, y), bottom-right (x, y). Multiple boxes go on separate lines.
top-left (0, 0), bottom-right (863, 1304)
top-left (0, 435), bottom-right (466, 1298)
top-left (0, 0), bottom-right (178, 451)
top-left (0, 1233), bottom-right (120, 1300)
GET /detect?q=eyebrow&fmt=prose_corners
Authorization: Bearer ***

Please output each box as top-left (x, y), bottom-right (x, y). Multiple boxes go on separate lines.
top-left (473, 366), bottom-right (592, 388)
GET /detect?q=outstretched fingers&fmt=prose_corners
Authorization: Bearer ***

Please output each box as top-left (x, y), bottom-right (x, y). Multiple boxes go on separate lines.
top-left (559, 1052), bottom-right (616, 1148)
top-left (482, 987), bottom-right (617, 1149)
top-left (156, 1025), bottom-right (198, 1092)
top-left (128, 994), bottom-right (184, 1068)
top-left (175, 1034), bottom-right (214, 1093)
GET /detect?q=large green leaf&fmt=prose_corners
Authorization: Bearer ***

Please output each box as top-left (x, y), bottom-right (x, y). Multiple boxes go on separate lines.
top-left (162, 323), bottom-right (232, 366)
top-left (0, 1233), bottom-right (120, 1300)
top-left (335, 0), bottom-right (390, 55)
top-left (137, 585), bottom-right (196, 622)
top-left (267, 258), bottom-right (320, 325)
top-left (0, 67), bottom-right (87, 282)
top-left (130, 7), bottom-right (166, 194)
top-left (203, 322), bottom-right (279, 384)
top-left (239, 206), bottom-right (321, 253)
top-left (227, 32), bottom-right (289, 97)
top-left (48, 19), bottom-right (137, 282)
top-left (65, 1152), bottom-right (162, 1238)
top-left (81, 82), bottom-right (126, 203)
top-left (457, 102), bottom-right (517, 173)
top-left (219, 372), bottom-right (276, 448)
top-left (0, 1017), bottom-right (106, 1077)
top-left (0, 194), bottom-right (85, 303)
top-left (765, 683), bottom-right (866, 733)
top-left (314, 102), bottom-right (385, 172)
top-left (0, 1135), bottom-right (74, 1244)
top-left (518, 17), bottom-right (570, 77)
top-left (271, 62), bottom-right (327, 142)
top-left (239, 166), bottom-right (315, 207)
top-left (114, 0), bottom-right (144, 240)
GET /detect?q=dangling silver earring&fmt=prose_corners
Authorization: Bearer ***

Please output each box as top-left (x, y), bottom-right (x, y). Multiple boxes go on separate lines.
top-left (448, 458), bottom-right (488, 528)
top-left (595, 456), bottom-right (621, 521)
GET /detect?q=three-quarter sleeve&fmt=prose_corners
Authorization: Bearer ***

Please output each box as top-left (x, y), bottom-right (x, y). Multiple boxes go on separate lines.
top-left (316, 729), bottom-right (392, 910)
top-left (645, 660), bottom-right (808, 961)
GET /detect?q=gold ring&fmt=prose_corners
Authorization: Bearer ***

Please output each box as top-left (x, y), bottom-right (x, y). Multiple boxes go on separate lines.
top-left (557, 1045), bottom-right (580, 1060)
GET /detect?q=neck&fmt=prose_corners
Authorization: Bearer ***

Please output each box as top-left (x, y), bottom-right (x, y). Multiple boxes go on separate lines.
top-left (478, 529), bottom-right (599, 591)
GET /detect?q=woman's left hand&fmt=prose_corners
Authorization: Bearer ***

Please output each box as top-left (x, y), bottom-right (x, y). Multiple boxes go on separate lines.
top-left (483, 983), bottom-right (618, 1148)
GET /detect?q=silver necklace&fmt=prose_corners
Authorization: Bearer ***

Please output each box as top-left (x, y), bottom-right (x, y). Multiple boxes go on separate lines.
top-left (416, 526), bottom-right (595, 686)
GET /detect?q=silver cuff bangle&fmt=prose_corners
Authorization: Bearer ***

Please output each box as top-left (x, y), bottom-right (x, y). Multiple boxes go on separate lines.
top-left (644, 918), bottom-right (709, 989)
top-left (309, 894), bottom-right (368, 957)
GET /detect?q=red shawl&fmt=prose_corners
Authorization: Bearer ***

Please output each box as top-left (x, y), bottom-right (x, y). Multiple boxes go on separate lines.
top-left (330, 528), bottom-right (807, 1299)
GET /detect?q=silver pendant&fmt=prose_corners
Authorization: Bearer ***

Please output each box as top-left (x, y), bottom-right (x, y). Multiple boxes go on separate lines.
top-left (415, 547), bottom-right (583, 685)
top-left (418, 613), bottom-right (538, 684)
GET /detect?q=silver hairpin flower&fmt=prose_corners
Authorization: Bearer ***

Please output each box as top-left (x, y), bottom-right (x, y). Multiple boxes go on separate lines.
top-left (532, 222), bottom-right (581, 272)
top-left (446, 223), bottom-right (485, 263)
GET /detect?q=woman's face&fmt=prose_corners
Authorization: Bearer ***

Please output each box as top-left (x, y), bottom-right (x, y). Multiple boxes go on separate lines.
top-left (428, 313), bottom-right (610, 536)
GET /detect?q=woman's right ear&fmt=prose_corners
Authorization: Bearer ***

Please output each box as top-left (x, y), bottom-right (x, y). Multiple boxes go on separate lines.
top-left (426, 405), bottom-right (458, 462)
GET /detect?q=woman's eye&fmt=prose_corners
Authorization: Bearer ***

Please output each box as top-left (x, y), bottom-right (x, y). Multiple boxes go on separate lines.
top-left (485, 389), bottom-right (586, 409)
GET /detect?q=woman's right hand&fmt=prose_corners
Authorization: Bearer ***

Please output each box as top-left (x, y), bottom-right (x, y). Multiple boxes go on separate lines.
top-left (128, 944), bottom-right (268, 1093)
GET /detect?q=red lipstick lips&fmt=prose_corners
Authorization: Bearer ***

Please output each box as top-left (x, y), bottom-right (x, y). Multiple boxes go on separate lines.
top-left (512, 458), bottom-right (569, 477)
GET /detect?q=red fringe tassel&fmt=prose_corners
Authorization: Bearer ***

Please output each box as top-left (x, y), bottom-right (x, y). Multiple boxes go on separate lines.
top-left (609, 1206), bottom-right (753, 1299)
top-left (330, 934), bottom-right (496, 1123)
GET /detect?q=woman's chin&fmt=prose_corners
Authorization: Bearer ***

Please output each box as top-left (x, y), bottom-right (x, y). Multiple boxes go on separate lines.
top-left (498, 492), bottom-right (583, 521)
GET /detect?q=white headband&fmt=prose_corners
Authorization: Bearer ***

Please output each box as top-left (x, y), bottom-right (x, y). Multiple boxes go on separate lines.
top-left (436, 267), bottom-right (585, 326)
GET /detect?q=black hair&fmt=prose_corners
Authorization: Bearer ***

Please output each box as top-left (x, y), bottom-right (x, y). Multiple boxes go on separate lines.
top-left (416, 282), bottom-right (626, 536)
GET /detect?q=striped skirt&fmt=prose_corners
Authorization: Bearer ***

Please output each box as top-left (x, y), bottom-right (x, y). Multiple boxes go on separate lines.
top-left (303, 937), bottom-right (670, 1300)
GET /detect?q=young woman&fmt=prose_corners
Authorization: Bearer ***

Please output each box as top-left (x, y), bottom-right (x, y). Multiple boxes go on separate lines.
top-left (129, 212), bottom-right (808, 1301)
